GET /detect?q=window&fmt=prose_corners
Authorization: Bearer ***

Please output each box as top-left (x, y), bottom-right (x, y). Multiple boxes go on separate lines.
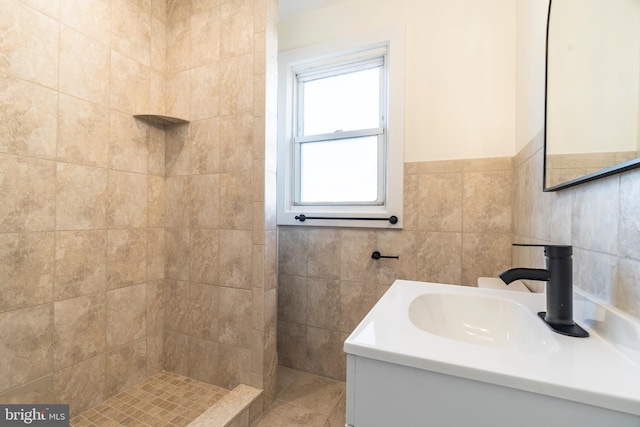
top-left (277, 29), bottom-right (405, 228)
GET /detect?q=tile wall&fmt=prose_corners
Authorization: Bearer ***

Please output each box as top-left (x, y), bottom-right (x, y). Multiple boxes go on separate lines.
top-left (0, 0), bottom-right (278, 415)
top-left (277, 157), bottom-right (514, 380)
top-left (513, 130), bottom-right (640, 317)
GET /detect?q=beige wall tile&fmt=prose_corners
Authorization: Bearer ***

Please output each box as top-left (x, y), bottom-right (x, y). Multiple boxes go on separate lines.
top-left (278, 227), bottom-right (308, 276)
top-left (616, 259), bottom-right (640, 317)
top-left (106, 229), bottom-right (147, 289)
top-left (148, 175), bottom-right (165, 228)
top-left (338, 230), bottom-right (377, 283)
top-left (163, 331), bottom-right (189, 376)
top-left (220, 54), bottom-right (254, 115)
top-left (165, 176), bottom-right (192, 228)
top-left (191, 9), bottom-right (221, 67)
top-left (190, 118), bottom-right (221, 174)
top-left (220, 229), bottom-right (252, 288)
top-left (306, 328), bottom-right (347, 381)
top-left (461, 233), bottom-right (512, 286)
top-left (166, 0), bottom-right (191, 23)
top-left (338, 281), bottom-right (388, 334)
top-left (191, 174), bottom-right (220, 229)
top-left (0, 155), bottom-right (55, 232)
top-left (417, 172), bottom-right (463, 232)
top-left (189, 283), bottom-right (219, 340)
top-left (56, 163), bottom-right (108, 230)
top-left (0, 232), bottom-right (54, 312)
top-left (151, 0), bottom-right (166, 21)
top-left (416, 231), bottom-right (462, 285)
top-left (221, 113), bottom-right (253, 172)
top-left (191, 62), bottom-right (220, 121)
top-left (107, 170), bottom-right (148, 228)
top-left (166, 17), bottom-right (190, 74)
top-left (0, 0), bottom-right (58, 88)
top-left (572, 176), bottom-right (619, 255)
top-left (146, 280), bottom-right (164, 335)
top-left (151, 17), bottom-right (166, 72)
top-left (146, 332), bottom-right (164, 374)
top-left (110, 111), bottom-right (150, 174)
top-left (220, 172), bottom-right (253, 230)
top-left (110, 50), bottom-right (150, 114)
top-left (0, 376), bottom-right (53, 404)
top-left (53, 294), bottom-right (105, 370)
top-left (59, 26), bottom-right (110, 106)
top-left (111, 0), bottom-right (151, 67)
top-left (105, 339), bottom-right (146, 398)
top-left (252, 400), bottom-right (327, 427)
top-left (166, 70), bottom-right (191, 119)
top-left (220, 0), bottom-right (253, 59)
top-left (188, 336), bottom-right (219, 384)
top-left (217, 344), bottom-right (251, 389)
top-left (55, 230), bottom-right (107, 300)
top-left (57, 94), bottom-right (109, 167)
top-left (373, 230), bottom-right (417, 284)
top-left (148, 126), bottom-right (166, 176)
top-left (619, 172), bottom-right (640, 261)
top-left (276, 321), bottom-right (307, 372)
top-left (53, 355), bottom-right (105, 417)
top-left (106, 284), bottom-right (147, 348)
top-left (0, 74), bottom-right (57, 159)
top-left (165, 228), bottom-right (190, 280)
top-left (190, 229), bottom-right (220, 285)
top-left (147, 228), bottom-right (165, 281)
top-left (0, 304), bottom-right (53, 393)
top-left (277, 274), bottom-right (307, 324)
top-left (307, 278), bottom-right (340, 331)
top-left (463, 170), bottom-right (513, 233)
top-left (218, 287), bottom-right (252, 348)
top-left (165, 123), bottom-right (191, 176)
top-left (279, 371), bottom-right (344, 414)
top-left (60, 0), bottom-right (112, 45)
top-left (164, 280), bottom-right (190, 334)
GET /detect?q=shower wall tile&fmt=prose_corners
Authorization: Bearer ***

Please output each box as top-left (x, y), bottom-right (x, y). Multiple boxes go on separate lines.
top-left (0, 0), bottom-right (58, 88)
top-left (217, 344), bottom-right (251, 389)
top-left (151, 0), bottom-right (167, 21)
top-left (20, 0), bottom-right (59, 18)
top-left (218, 287), bottom-right (252, 348)
top-left (191, 62), bottom-right (220, 121)
top-left (107, 170), bottom-right (148, 228)
top-left (221, 113), bottom-right (253, 172)
top-left (0, 304), bottom-right (53, 393)
top-left (0, 376), bottom-right (53, 405)
top-left (146, 280), bottom-right (164, 335)
top-left (151, 17), bottom-right (167, 72)
top-left (110, 50), bottom-right (150, 114)
top-left (166, 70), bottom-right (191, 120)
top-left (307, 327), bottom-right (347, 381)
top-left (189, 283), bottom-right (219, 340)
top-left (109, 111), bottom-right (150, 174)
top-left (165, 124), bottom-right (191, 176)
top-left (0, 232), bottom-right (54, 312)
top-left (220, 53), bottom-right (254, 115)
top-left (166, 17), bottom-right (191, 73)
top-left (148, 175), bottom-right (165, 228)
top-left (191, 173), bottom-right (220, 229)
top-left (188, 337), bottom-right (220, 384)
top-left (54, 230), bottom-right (107, 301)
top-left (220, 171), bottom-right (253, 230)
top-left (191, 8), bottom-right (221, 67)
top-left (147, 228), bottom-right (165, 281)
top-left (164, 280), bottom-right (190, 335)
top-left (53, 355), bottom-right (105, 417)
top-left (165, 228), bottom-right (190, 280)
top-left (190, 118), bottom-right (221, 174)
top-left (60, 0), bottom-right (112, 46)
top-left (59, 25), bottom-right (110, 106)
top-left (189, 229), bottom-right (220, 285)
top-left (106, 284), bottom-right (147, 349)
top-left (165, 176), bottom-right (192, 228)
top-left (148, 126), bottom-right (166, 176)
top-left (53, 294), bottom-right (105, 370)
top-left (57, 94), bottom-right (109, 167)
top-left (105, 339), bottom-right (147, 398)
top-left (0, 155), bottom-right (55, 232)
top-left (167, 0), bottom-right (192, 25)
top-left (163, 331), bottom-right (189, 376)
top-left (278, 274), bottom-right (307, 324)
top-left (307, 278), bottom-right (340, 331)
top-left (111, 0), bottom-right (151, 67)
top-left (220, 0), bottom-right (254, 58)
top-left (219, 229), bottom-right (252, 288)
top-left (0, 74), bottom-right (58, 159)
top-left (106, 229), bottom-right (147, 289)
top-left (146, 332), bottom-right (164, 374)
top-left (56, 163), bottom-right (108, 230)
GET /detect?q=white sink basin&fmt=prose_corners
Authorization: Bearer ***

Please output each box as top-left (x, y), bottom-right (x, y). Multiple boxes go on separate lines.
top-left (409, 292), bottom-right (559, 354)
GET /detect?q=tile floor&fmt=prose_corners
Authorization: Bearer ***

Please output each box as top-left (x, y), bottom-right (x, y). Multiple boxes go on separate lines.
top-left (70, 371), bottom-right (229, 427)
top-left (251, 366), bottom-right (346, 427)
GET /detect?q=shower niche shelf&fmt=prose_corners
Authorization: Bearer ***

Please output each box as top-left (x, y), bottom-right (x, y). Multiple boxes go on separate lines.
top-left (134, 114), bottom-right (189, 128)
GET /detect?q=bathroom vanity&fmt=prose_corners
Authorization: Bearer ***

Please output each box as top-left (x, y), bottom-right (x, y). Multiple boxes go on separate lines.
top-left (344, 280), bottom-right (640, 427)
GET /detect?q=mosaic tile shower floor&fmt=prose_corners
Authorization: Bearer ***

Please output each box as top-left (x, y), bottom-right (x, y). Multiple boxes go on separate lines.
top-left (70, 371), bottom-right (229, 427)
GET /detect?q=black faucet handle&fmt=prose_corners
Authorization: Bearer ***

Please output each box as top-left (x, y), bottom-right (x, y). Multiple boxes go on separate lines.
top-left (512, 243), bottom-right (572, 257)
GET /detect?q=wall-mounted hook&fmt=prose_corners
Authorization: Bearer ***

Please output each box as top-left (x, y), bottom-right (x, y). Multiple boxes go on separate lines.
top-left (371, 251), bottom-right (399, 260)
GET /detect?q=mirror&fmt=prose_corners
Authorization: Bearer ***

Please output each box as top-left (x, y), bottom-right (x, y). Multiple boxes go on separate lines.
top-left (544, 0), bottom-right (640, 191)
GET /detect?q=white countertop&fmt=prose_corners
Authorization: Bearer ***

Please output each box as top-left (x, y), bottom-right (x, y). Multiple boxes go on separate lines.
top-left (344, 280), bottom-right (640, 416)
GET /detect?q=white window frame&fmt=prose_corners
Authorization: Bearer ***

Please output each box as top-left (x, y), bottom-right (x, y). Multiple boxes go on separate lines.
top-left (277, 28), bottom-right (405, 228)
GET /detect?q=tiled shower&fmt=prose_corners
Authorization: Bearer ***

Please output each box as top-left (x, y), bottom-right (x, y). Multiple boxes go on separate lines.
top-left (0, 0), bottom-right (278, 419)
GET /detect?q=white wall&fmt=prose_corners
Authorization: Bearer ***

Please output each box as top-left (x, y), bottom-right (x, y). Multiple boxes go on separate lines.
top-left (279, 0), bottom-right (517, 162)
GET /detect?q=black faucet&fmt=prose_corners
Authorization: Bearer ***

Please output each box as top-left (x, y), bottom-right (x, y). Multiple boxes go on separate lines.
top-left (499, 244), bottom-right (588, 338)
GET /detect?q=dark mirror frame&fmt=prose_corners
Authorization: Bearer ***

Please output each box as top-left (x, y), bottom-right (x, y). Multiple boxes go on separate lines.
top-left (543, 0), bottom-right (640, 192)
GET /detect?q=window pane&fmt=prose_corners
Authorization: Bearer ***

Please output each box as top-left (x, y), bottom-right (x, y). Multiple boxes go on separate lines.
top-left (299, 136), bottom-right (378, 203)
top-left (302, 67), bottom-right (380, 136)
